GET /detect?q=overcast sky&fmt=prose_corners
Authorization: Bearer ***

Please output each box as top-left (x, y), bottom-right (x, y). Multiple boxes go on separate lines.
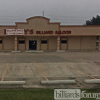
top-left (0, 0), bottom-right (100, 25)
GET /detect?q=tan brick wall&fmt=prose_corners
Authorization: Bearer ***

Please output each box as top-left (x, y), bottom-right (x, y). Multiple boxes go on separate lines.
top-left (0, 26), bottom-right (15, 35)
top-left (81, 36), bottom-right (96, 49)
top-left (60, 26), bottom-right (100, 36)
top-left (18, 44), bottom-right (25, 50)
top-left (3, 36), bottom-right (14, 50)
top-left (60, 37), bottom-right (68, 50)
top-left (0, 44), bottom-right (2, 50)
top-left (49, 37), bottom-right (57, 50)
top-left (68, 37), bottom-right (81, 49)
top-left (68, 36), bottom-right (96, 50)
top-left (61, 44), bottom-right (67, 50)
top-left (25, 36), bottom-right (57, 50)
top-left (41, 44), bottom-right (47, 50)
top-left (16, 18), bottom-right (59, 36)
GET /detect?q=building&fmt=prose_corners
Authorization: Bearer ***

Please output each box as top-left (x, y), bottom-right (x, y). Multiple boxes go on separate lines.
top-left (0, 16), bottom-right (99, 51)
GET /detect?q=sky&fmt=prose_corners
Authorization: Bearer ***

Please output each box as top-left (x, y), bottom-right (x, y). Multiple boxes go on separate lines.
top-left (0, 0), bottom-right (100, 25)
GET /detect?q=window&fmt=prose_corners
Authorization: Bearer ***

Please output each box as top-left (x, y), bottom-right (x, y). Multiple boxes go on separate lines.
top-left (41, 40), bottom-right (47, 44)
top-left (19, 40), bottom-right (25, 44)
top-left (61, 40), bottom-right (67, 44)
top-left (96, 42), bottom-right (99, 46)
top-left (96, 36), bottom-right (99, 49)
top-left (0, 40), bottom-right (2, 44)
top-left (96, 36), bottom-right (99, 40)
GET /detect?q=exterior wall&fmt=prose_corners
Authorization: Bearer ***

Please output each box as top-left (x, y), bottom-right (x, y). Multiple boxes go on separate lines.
top-left (3, 36), bottom-right (14, 50)
top-left (60, 26), bottom-right (100, 36)
top-left (18, 38), bottom-right (25, 50)
top-left (40, 37), bottom-right (57, 50)
top-left (49, 37), bottom-right (57, 50)
top-left (81, 36), bottom-right (96, 49)
top-left (68, 36), bottom-right (96, 50)
top-left (0, 17), bottom-right (98, 51)
top-left (25, 36), bottom-right (57, 50)
top-left (0, 44), bottom-right (2, 50)
top-left (60, 37), bottom-right (68, 50)
top-left (16, 17), bottom-right (59, 36)
top-left (41, 44), bottom-right (47, 50)
top-left (68, 37), bottom-right (81, 49)
top-left (0, 38), bottom-right (3, 50)
top-left (41, 37), bottom-right (48, 50)
top-left (0, 26), bottom-right (15, 36)
top-left (61, 44), bottom-right (67, 50)
top-left (7, 36), bottom-right (96, 51)
top-left (19, 44), bottom-right (25, 50)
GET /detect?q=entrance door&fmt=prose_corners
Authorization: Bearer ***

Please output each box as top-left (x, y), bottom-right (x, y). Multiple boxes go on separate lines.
top-left (29, 40), bottom-right (37, 50)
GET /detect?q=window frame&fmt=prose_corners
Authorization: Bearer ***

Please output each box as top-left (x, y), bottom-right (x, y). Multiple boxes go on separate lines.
top-left (41, 40), bottom-right (48, 44)
top-left (0, 40), bottom-right (2, 44)
top-left (19, 40), bottom-right (25, 44)
top-left (96, 36), bottom-right (99, 40)
top-left (61, 40), bottom-right (67, 44)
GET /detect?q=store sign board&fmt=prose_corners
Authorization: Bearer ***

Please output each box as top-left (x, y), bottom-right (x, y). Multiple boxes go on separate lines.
top-left (36, 31), bottom-right (71, 34)
top-left (5, 29), bottom-right (71, 35)
top-left (6, 29), bottom-right (24, 35)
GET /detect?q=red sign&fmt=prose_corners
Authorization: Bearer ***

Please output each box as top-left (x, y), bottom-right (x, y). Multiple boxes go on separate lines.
top-left (24, 29), bottom-right (33, 34)
top-left (36, 31), bottom-right (53, 34)
top-left (4, 29), bottom-right (71, 35)
top-left (55, 31), bottom-right (71, 34)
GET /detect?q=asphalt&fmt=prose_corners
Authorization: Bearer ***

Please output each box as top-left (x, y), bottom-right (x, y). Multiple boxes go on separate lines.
top-left (0, 51), bottom-right (100, 89)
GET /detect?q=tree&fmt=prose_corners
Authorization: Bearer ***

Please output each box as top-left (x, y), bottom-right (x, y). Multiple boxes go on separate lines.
top-left (86, 15), bottom-right (100, 25)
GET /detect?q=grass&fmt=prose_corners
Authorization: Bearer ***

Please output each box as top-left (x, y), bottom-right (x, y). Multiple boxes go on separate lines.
top-left (0, 89), bottom-right (54, 100)
top-left (0, 89), bottom-right (99, 100)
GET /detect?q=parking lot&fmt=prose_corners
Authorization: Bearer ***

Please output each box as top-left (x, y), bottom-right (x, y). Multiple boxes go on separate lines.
top-left (0, 51), bottom-right (100, 89)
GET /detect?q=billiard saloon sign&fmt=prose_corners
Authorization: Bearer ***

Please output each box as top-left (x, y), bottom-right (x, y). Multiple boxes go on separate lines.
top-left (4, 29), bottom-right (71, 35)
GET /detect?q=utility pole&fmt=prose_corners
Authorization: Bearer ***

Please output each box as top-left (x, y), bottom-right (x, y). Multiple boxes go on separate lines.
top-left (43, 11), bottom-right (44, 17)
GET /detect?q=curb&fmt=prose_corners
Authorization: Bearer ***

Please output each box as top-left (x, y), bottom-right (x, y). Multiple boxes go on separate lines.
top-left (25, 50), bottom-right (43, 53)
top-left (56, 50), bottom-right (65, 52)
top-left (12, 51), bottom-right (21, 53)
top-left (0, 81), bottom-right (25, 85)
top-left (84, 79), bottom-right (100, 83)
top-left (41, 80), bottom-right (76, 84)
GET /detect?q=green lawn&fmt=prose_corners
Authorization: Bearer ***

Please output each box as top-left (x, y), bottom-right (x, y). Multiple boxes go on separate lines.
top-left (0, 89), bottom-right (54, 100)
top-left (0, 89), bottom-right (99, 100)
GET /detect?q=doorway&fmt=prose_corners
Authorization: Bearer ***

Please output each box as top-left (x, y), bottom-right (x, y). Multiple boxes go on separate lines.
top-left (29, 40), bottom-right (37, 50)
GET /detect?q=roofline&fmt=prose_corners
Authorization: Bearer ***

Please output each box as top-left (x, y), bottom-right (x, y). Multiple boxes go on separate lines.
top-left (0, 25), bottom-right (15, 27)
top-left (61, 25), bottom-right (100, 27)
top-left (0, 16), bottom-right (100, 27)
top-left (26, 16), bottom-right (50, 21)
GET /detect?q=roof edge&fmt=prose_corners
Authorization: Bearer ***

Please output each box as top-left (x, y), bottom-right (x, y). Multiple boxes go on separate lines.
top-left (61, 25), bottom-right (100, 27)
top-left (26, 16), bottom-right (50, 21)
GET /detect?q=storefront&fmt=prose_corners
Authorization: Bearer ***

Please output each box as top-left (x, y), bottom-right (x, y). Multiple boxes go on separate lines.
top-left (0, 16), bottom-right (99, 51)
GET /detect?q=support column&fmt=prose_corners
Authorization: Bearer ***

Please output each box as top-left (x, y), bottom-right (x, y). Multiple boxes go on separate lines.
top-left (80, 36), bottom-right (82, 50)
top-left (40, 38), bottom-right (41, 50)
top-left (15, 36), bottom-right (18, 51)
top-left (57, 36), bottom-right (60, 51)
top-left (99, 36), bottom-right (100, 50)
top-left (25, 38), bottom-right (26, 50)
top-left (2, 38), bottom-right (4, 50)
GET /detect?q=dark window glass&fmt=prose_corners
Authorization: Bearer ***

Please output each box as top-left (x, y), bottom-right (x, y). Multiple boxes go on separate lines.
top-left (96, 36), bottom-right (99, 40)
top-left (96, 42), bottom-right (99, 45)
top-left (0, 40), bottom-right (2, 44)
top-left (41, 40), bottom-right (47, 44)
top-left (61, 40), bottom-right (67, 44)
top-left (19, 40), bottom-right (25, 44)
